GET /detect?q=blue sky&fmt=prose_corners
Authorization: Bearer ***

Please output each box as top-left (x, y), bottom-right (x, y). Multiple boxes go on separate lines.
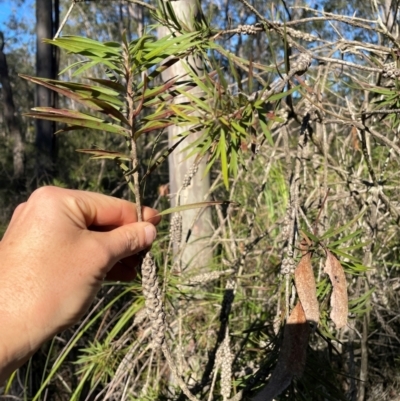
top-left (0, 0), bottom-right (35, 45)
top-left (0, 0), bottom-right (30, 26)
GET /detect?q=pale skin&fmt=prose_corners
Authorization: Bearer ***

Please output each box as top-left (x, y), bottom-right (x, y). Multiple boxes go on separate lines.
top-left (0, 186), bottom-right (161, 383)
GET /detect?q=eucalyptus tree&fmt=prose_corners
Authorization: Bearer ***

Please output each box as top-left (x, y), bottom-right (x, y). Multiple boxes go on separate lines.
top-left (158, 1), bottom-right (213, 271)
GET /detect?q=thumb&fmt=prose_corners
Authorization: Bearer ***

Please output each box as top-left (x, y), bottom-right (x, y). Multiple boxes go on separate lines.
top-left (96, 222), bottom-right (157, 265)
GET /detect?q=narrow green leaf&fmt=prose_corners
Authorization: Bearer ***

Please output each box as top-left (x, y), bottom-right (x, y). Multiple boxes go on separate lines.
top-left (220, 129), bottom-right (229, 189)
top-left (129, 34), bottom-right (156, 60)
top-left (140, 136), bottom-right (186, 183)
top-left (83, 98), bottom-right (130, 126)
top-left (267, 85), bottom-right (300, 102)
top-left (53, 79), bottom-right (120, 97)
top-left (170, 105), bottom-right (199, 123)
top-left (146, 57), bottom-right (179, 83)
top-left (177, 88), bottom-right (212, 113)
top-left (300, 229), bottom-right (320, 243)
top-left (30, 288), bottom-right (130, 401)
top-left (59, 60), bottom-right (86, 75)
top-left (229, 147), bottom-right (238, 176)
top-left (76, 149), bottom-right (131, 161)
top-left (330, 249), bottom-right (362, 263)
top-left (54, 125), bottom-right (84, 135)
top-left (134, 120), bottom-right (174, 137)
top-left (152, 201), bottom-right (239, 218)
top-left (71, 60), bottom-right (99, 77)
top-left (25, 111), bottom-right (129, 136)
top-left (367, 87), bottom-right (396, 95)
top-left (327, 230), bottom-right (363, 247)
top-left (231, 120), bottom-right (248, 137)
top-left (321, 210), bottom-right (366, 240)
top-left (45, 36), bottom-right (121, 56)
top-left (258, 112), bottom-right (274, 146)
top-left (135, 75), bottom-right (179, 103)
top-left (339, 242), bottom-right (371, 252)
top-left (180, 62), bottom-right (213, 95)
top-left (19, 75), bottom-right (123, 112)
top-left (30, 107), bottom-right (102, 121)
top-left (87, 78), bottom-right (125, 93)
top-left (210, 42), bottom-right (275, 73)
top-left (142, 107), bottom-right (174, 121)
top-left (20, 74), bottom-right (105, 110)
top-left (143, 33), bottom-right (201, 62)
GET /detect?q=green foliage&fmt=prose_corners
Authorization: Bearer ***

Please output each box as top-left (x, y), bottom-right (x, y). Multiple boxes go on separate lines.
top-left (23, 32), bottom-right (203, 138)
top-left (2, 0), bottom-right (400, 400)
top-left (22, 32), bottom-right (284, 192)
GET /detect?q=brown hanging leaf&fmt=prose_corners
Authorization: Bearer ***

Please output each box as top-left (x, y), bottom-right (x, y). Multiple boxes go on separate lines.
top-left (282, 301), bottom-right (310, 376)
top-left (252, 302), bottom-right (310, 401)
top-left (324, 251), bottom-right (348, 329)
top-left (351, 125), bottom-right (360, 151)
top-left (294, 252), bottom-right (319, 325)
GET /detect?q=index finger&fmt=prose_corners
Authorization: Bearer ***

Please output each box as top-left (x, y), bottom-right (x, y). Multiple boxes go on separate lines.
top-left (29, 187), bottom-right (160, 228)
top-left (71, 190), bottom-right (161, 227)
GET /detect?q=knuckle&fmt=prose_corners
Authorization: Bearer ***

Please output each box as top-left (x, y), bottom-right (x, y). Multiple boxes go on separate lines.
top-left (29, 186), bottom-right (62, 211)
top-left (123, 229), bottom-right (142, 253)
top-left (30, 186), bottom-right (59, 201)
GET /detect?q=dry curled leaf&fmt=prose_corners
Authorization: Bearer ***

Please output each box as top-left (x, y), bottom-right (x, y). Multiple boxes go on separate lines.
top-left (252, 302), bottom-right (310, 401)
top-left (324, 251), bottom-right (348, 329)
top-left (294, 252), bottom-right (319, 325)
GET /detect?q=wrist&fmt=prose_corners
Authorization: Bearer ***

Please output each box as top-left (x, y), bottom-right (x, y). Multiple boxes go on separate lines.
top-left (0, 251), bottom-right (50, 382)
top-left (0, 310), bottom-right (36, 383)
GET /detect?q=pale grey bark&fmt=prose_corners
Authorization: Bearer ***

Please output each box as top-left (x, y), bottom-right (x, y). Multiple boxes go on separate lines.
top-left (160, 0), bottom-right (213, 271)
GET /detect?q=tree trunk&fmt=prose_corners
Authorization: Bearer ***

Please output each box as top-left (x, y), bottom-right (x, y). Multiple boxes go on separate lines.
top-left (160, 0), bottom-right (213, 272)
top-left (0, 32), bottom-right (25, 184)
top-left (35, 0), bottom-right (58, 182)
top-left (159, 5), bottom-right (213, 394)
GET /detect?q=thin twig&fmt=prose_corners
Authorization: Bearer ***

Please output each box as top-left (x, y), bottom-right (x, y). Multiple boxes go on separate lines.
top-left (125, 0), bottom-right (156, 11)
top-left (54, 1), bottom-right (75, 39)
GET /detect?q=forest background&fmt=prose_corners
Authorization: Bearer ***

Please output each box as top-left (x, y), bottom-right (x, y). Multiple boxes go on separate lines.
top-left (0, 0), bottom-right (400, 400)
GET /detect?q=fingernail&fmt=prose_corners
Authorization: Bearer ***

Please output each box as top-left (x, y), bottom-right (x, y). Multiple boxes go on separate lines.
top-left (144, 225), bottom-right (157, 246)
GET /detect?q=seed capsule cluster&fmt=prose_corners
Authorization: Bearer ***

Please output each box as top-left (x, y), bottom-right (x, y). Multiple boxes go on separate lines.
top-left (303, 92), bottom-right (318, 119)
top-left (290, 53), bottom-right (312, 77)
top-left (236, 24), bottom-right (259, 35)
top-left (186, 269), bottom-right (234, 286)
top-left (383, 63), bottom-right (400, 79)
top-left (170, 213), bottom-right (183, 246)
top-left (218, 331), bottom-right (233, 400)
top-left (141, 252), bottom-right (165, 347)
top-left (182, 163), bottom-right (199, 189)
top-left (281, 257), bottom-right (296, 275)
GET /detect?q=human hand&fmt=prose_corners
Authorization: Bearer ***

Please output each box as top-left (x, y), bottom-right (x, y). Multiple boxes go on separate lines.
top-left (0, 186), bottom-right (160, 381)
